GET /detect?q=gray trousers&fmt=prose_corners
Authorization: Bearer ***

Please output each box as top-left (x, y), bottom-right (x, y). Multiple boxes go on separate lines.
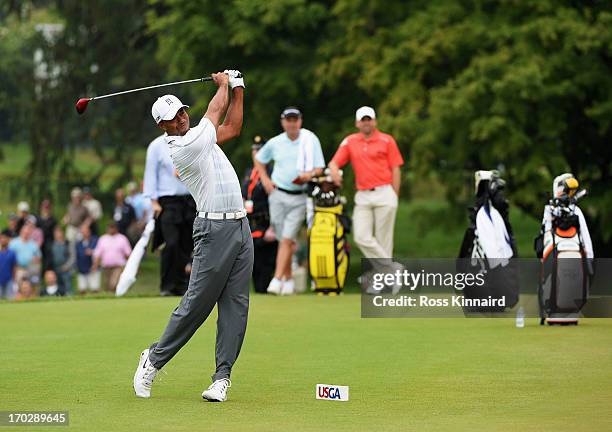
top-left (148, 216), bottom-right (253, 382)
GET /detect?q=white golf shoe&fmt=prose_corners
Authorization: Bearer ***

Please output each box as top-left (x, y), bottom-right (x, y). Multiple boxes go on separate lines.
top-left (266, 277), bottom-right (283, 295)
top-left (202, 378), bottom-right (231, 402)
top-left (133, 348), bottom-right (159, 398)
top-left (281, 278), bottom-right (295, 295)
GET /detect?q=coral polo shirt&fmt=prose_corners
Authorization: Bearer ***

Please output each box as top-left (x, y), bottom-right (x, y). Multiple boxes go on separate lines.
top-left (331, 129), bottom-right (404, 191)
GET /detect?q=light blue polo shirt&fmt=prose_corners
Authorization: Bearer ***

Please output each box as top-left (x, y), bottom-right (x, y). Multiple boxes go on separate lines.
top-left (9, 238), bottom-right (41, 268)
top-left (256, 129), bottom-right (325, 191)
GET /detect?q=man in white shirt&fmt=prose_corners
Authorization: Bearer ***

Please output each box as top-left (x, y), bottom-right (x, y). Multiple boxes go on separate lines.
top-left (133, 70), bottom-right (252, 403)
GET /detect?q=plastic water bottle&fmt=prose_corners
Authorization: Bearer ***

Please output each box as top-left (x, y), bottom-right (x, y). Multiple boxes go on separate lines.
top-left (516, 306), bottom-right (525, 328)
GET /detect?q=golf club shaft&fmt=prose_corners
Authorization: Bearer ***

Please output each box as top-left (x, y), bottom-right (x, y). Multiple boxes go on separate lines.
top-left (91, 76), bottom-right (213, 101)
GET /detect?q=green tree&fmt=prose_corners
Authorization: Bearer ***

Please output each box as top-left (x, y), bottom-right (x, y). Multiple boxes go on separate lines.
top-left (0, 9), bottom-right (39, 148)
top-left (6, 0), bottom-right (610, 255)
top-left (146, 0), bottom-right (366, 175)
top-left (316, 0), bottom-right (612, 254)
top-left (26, 0), bottom-right (164, 203)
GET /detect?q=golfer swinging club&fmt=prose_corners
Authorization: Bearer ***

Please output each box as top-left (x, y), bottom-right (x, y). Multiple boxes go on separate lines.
top-left (133, 70), bottom-right (253, 402)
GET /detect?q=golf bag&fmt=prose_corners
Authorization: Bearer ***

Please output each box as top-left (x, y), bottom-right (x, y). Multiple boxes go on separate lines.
top-left (535, 173), bottom-right (593, 325)
top-left (458, 170), bottom-right (519, 312)
top-left (308, 170), bottom-right (350, 295)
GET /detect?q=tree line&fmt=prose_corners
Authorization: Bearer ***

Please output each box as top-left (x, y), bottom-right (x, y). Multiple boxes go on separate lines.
top-left (1, 0), bottom-right (610, 253)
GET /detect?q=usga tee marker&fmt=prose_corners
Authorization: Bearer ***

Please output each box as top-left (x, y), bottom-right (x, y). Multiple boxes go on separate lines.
top-left (316, 384), bottom-right (349, 402)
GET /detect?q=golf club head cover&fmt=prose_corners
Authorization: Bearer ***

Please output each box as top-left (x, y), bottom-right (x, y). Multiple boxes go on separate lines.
top-left (224, 69), bottom-right (245, 89)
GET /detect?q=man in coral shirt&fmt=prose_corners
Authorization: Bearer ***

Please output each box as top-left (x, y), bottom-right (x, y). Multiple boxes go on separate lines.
top-left (328, 106), bottom-right (404, 260)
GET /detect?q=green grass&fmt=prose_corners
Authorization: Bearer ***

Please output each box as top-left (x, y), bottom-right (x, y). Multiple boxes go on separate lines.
top-left (0, 143), bottom-right (148, 226)
top-left (0, 141), bottom-right (31, 176)
top-left (0, 142), bottom-right (147, 181)
top-left (1, 295), bottom-right (611, 431)
top-left (1, 191), bottom-right (609, 430)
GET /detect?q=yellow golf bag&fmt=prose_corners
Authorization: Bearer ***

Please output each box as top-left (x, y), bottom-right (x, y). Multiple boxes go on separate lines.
top-left (308, 173), bottom-right (350, 295)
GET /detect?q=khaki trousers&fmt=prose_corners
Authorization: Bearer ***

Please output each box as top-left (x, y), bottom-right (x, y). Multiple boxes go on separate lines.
top-left (103, 266), bottom-right (123, 292)
top-left (353, 185), bottom-right (398, 259)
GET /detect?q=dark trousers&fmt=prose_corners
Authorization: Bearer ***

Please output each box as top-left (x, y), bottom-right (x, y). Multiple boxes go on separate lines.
top-left (252, 240), bottom-right (277, 293)
top-left (158, 195), bottom-right (196, 295)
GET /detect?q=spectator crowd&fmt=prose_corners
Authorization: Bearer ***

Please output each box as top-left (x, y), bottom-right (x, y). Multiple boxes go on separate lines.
top-left (1, 104), bottom-right (404, 300)
top-left (0, 182), bottom-right (151, 300)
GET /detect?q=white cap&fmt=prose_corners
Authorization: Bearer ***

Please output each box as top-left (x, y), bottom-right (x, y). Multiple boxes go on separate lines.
top-left (356, 106), bottom-right (376, 121)
top-left (151, 94), bottom-right (189, 124)
top-left (71, 187), bottom-right (82, 198)
top-left (17, 201), bottom-right (30, 212)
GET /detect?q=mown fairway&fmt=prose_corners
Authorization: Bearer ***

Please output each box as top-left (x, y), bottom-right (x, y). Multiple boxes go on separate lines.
top-left (2, 295), bottom-right (611, 431)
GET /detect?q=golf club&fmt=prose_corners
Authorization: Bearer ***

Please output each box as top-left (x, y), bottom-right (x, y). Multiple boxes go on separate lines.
top-left (75, 76), bottom-right (216, 114)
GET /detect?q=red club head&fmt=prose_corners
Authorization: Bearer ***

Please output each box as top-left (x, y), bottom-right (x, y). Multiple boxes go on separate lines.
top-left (75, 98), bottom-right (91, 114)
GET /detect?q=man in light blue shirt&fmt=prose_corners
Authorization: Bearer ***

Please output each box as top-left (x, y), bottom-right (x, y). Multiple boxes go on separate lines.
top-left (143, 134), bottom-right (196, 296)
top-left (126, 181), bottom-right (151, 222)
top-left (254, 107), bottom-right (325, 295)
top-left (9, 224), bottom-right (41, 283)
top-left (143, 135), bottom-right (191, 208)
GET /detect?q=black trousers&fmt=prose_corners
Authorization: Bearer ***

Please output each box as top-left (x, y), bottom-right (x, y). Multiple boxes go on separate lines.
top-left (252, 239), bottom-right (277, 293)
top-left (158, 195), bottom-right (196, 295)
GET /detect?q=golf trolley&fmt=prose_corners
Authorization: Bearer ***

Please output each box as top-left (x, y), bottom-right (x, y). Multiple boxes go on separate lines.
top-left (535, 174), bottom-right (593, 325)
top-left (307, 169), bottom-right (350, 295)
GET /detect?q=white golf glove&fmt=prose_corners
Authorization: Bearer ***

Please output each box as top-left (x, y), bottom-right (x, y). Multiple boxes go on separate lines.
top-left (224, 69), bottom-right (245, 89)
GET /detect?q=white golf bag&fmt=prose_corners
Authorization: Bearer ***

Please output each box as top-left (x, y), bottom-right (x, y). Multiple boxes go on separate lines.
top-left (458, 170), bottom-right (519, 311)
top-left (535, 173), bottom-right (594, 325)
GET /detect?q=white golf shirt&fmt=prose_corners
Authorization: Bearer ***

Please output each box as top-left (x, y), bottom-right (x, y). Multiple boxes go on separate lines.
top-left (165, 118), bottom-right (244, 213)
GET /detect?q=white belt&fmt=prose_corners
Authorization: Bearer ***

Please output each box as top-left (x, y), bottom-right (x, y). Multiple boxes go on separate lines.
top-left (198, 210), bottom-right (247, 220)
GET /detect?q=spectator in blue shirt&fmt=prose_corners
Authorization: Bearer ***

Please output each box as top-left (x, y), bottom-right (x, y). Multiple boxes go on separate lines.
top-left (9, 223), bottom-right (41, 285)
top-left (126, 181), bottom-right (152, 246)
top-left (254, 107), bottom-right (325, 295)
top-left (126, 181), bottom-right (152, 222)
top-left (143, 134), bottom-right (196, 296)
top-left (0, 229), bottom-right (17, 299)
top-left (76, 223), bottom-right (100, 294)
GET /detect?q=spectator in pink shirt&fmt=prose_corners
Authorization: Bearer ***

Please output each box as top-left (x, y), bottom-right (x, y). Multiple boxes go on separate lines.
top-left (92, 222), bottom-right (132, 292)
